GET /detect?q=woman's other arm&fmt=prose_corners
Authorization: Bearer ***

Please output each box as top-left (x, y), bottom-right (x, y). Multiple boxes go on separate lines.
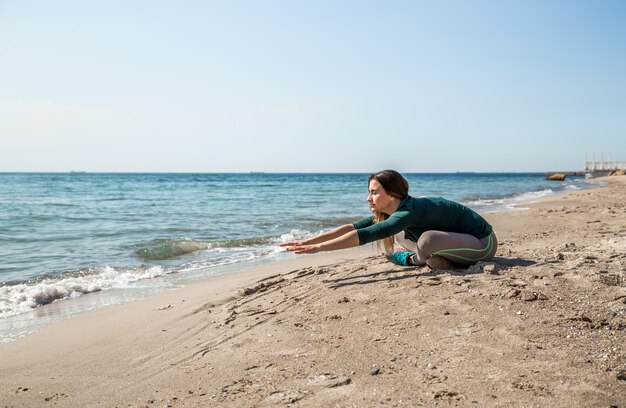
top-left (282, 229), bottom-right (360, 254)
top-left (279, 224), bottom-right (356, 247)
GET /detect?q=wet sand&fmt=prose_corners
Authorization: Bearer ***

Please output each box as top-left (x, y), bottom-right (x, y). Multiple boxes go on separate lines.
top-left (1, 176), bottom-right (625, 407)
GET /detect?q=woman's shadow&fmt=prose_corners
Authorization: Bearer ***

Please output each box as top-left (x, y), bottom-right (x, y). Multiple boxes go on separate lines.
top-left (324, 256), bottom-right (535, 289)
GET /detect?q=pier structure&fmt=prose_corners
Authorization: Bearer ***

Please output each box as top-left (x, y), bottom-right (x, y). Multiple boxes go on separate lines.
top-left (584, 153), bottom-right (624, 173)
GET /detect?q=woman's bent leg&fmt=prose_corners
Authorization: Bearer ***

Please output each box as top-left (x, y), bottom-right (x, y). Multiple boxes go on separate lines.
top-left (415, 231), bottom-right (498, 265)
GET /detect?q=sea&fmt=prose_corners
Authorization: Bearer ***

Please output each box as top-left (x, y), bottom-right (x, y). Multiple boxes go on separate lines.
top-left (0, 172), bottom-right (596, 342)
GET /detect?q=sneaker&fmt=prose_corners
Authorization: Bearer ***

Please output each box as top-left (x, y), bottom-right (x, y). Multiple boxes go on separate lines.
top-left (387, 251), bottom-right (415, 266)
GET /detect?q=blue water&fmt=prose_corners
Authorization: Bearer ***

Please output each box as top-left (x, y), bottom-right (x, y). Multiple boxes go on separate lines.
top-left (0, 172), bottom-right (593, 340)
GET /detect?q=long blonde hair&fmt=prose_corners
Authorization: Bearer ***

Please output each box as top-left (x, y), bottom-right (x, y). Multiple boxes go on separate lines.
top-left (368, 170), bottom-right (409, 254)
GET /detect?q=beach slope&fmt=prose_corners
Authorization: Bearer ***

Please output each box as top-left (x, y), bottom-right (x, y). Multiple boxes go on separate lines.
top-left (1, 178), bottom-right (626, 407)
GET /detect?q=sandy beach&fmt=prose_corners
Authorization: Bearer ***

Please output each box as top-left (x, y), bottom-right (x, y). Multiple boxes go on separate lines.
top-left (1, 176), bottom-right (625, 407)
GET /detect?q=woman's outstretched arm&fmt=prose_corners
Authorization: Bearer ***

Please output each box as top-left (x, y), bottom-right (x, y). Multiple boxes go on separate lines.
top-left (280, 224), bottom-right (356, 247)
top-left (281, 227), bottom-right (360, 254)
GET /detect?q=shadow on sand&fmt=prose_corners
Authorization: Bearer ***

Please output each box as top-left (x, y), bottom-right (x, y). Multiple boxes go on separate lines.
top-left (324, 256), bottom-right (536, 289)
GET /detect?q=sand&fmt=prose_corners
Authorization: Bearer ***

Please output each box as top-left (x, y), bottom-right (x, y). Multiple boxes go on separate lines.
top-left (1, 176), bottom-right (625, 407)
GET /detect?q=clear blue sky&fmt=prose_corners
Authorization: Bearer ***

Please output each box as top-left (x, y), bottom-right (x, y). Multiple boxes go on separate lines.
top-left (1, 0), bottom-right (624, 173)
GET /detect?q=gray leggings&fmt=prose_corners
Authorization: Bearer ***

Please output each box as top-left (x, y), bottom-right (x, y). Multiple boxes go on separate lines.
top-left (395, 230), bottom-right (498, 266)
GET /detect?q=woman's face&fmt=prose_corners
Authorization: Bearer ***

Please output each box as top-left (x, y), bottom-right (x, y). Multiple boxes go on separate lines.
top-left (367, 178), bottom-right (398, 215)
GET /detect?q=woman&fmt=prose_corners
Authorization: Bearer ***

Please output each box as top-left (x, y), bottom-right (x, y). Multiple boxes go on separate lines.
top-left (281, 170), bottom-right (497, 268)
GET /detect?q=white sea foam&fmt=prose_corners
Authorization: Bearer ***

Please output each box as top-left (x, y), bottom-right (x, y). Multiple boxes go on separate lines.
top-left (277, 229), bottom-right (316, 243)
top-left (512, 188), bottom-right (555, 202)
top-left (466, 189), bottom-right (556, 212)
top-left (0, 266), bottom-right (166, 318)
top-left (466, 198), bottom-right (506, 207)
top-left (189, 231), bottom-right (317, 269)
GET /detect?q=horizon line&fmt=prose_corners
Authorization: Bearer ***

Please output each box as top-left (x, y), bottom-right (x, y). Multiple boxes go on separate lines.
top-left (0, 170), bottom-right (582, 175)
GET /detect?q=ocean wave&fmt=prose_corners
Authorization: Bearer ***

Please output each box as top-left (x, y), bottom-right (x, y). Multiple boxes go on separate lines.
top-left (215, 237), bottom-right (277, 248)
top-left (465, 197), bottom-right (507, 207)
top-left (0, 266), bottom-right (167, 318)
top-left (276, 229), bottom-right (316, 243)
top-left (0, 228), bottom-right (322, 319)
top-left (465, 189), bottom-right (555, 211)
top-left (511, 188), bottom-right (555, 202)
top-left (136, 231), bottom-right (324, 261)
top-left (137, 240), bottom-right (209, 260)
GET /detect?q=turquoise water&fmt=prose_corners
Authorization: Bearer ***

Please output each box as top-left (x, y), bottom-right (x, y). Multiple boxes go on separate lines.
top-left (0, 172), bottom-right (593, 340)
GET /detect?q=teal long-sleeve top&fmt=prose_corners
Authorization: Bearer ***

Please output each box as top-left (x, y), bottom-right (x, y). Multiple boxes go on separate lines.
top-left (352, 196), bottom-right (493, 245)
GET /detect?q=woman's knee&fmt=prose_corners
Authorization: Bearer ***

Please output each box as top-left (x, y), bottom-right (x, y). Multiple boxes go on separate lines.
top-left (416, 230), bottom-right (441, 253)
top-left (415, 231), bottom-right (443, 262)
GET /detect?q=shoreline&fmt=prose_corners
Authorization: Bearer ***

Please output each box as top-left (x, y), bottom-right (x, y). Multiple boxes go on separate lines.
top-left (1, 176), bottom-right (625, 406)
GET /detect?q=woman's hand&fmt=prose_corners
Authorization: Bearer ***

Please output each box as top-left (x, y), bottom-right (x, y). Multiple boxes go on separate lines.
top-left (280, 243), bottom-right (322, 254)
top-left (280, 229), bottom-right (358, 254)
